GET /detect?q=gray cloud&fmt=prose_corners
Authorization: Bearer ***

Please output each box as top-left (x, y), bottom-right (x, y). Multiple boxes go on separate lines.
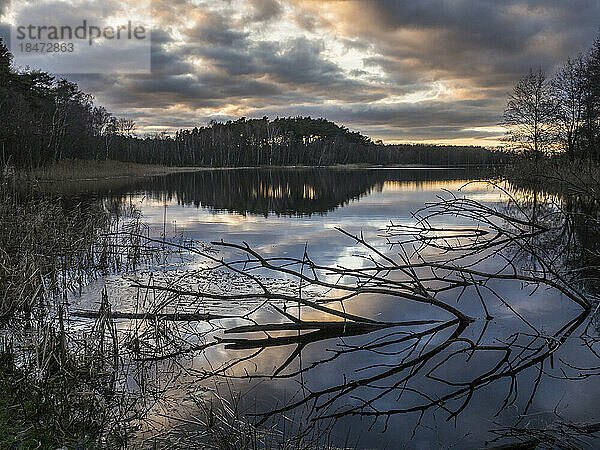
top-left (246, 0), bottom-right (282, 22)
top-left (327, 0), bottom-right (600, 87)
top-left (242, 98), bottom-right (502, 139)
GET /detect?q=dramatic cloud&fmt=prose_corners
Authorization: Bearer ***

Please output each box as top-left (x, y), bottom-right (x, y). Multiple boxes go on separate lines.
top-left (2, 0), bottom-right (600, 144)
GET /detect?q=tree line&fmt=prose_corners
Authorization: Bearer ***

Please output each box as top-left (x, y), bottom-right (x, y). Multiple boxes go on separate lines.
top-left (0, 38), bottom-right (500, 169)
top-left (502, 36), bottom-right (600, 159)
top-left (0, 39), bottom-right (136, 168)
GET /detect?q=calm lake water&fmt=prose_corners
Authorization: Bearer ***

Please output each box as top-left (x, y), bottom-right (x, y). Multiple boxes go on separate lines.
top-left (69, 168), bottom-right (600, 449)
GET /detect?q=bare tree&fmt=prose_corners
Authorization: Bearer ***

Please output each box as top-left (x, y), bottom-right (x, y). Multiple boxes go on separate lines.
top-left (582, 37), bottom-right (600, 158)
top-left (502, 69), bottom-right (556, 155)
top-left (552, 56), bottom-right (586, 159)
top-left (117, 118), bottom-right (136, 137)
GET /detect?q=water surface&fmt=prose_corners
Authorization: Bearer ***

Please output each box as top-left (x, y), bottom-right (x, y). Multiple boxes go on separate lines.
top-left (70, 168), bottom-right (600, 449)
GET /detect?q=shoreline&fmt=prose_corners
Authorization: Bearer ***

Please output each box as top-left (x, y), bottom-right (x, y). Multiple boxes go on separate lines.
top-left (504, 156), bottom-right (600, 199)
top-left (17, 160), bottom-right (206, 183)
top-left (15, 159), bottom-right (496, 184)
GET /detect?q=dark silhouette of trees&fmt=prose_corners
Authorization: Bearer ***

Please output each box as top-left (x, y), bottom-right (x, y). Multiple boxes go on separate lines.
top-left (504, 35), bottom-right (600, 160)
top-left (0, 43), bottom-right (11, 84)
top-left (0, 39), bottom-right (110, 167)
top-left (502, 69), bottom-right (556, 155)
top-left (552, 56), bottom-right (586, 160)
top-left (582, 37), bottom-right (600, 158)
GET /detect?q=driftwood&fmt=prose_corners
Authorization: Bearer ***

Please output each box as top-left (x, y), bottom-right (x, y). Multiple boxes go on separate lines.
top-left (217, 326), bottom-right (384, 350)
top-left (224, 318), bottom-right (441, 334)
top-left (219, 320), bottom-right (398, 350)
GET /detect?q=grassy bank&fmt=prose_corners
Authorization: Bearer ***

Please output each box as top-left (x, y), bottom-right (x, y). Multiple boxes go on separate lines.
top-left (19, 159), bottom-right (204, 181)
top-left (11, 159), bottom-right (206, 195)
top-left (19, 159), bottom-right (493, 183)
top-left (504, 155), bottom-right (600, 200)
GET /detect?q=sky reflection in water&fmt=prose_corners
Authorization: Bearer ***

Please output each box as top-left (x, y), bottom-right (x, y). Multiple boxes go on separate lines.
top-left (72, 168), bottom-right (600, 449)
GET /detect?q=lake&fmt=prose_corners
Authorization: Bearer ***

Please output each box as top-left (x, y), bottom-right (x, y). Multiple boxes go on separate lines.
top-left (67, 167), bottom-right (600, 449)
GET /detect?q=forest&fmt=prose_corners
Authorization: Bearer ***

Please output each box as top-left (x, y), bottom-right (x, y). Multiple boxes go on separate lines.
top-left (502, 36), bottom-right (600, 159)
top-left (0, 38), bottom-right (499, 169)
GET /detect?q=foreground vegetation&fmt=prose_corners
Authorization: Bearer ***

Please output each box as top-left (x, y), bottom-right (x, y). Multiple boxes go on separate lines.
top-left (0, 179), bottom-right (147, 447)
top-left (505, 154), bottom-right (600, 200)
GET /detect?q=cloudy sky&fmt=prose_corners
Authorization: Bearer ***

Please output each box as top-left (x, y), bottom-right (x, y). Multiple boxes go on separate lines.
top-left (2, 0), bottom-right (600, 145)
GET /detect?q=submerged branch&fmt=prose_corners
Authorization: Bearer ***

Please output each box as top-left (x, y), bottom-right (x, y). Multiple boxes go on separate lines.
top-left (72, 310), bottom-right (231, 321)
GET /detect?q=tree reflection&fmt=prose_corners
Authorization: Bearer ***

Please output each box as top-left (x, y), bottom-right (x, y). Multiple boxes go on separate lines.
top-left (105, 167), bottom-right (490, 216)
